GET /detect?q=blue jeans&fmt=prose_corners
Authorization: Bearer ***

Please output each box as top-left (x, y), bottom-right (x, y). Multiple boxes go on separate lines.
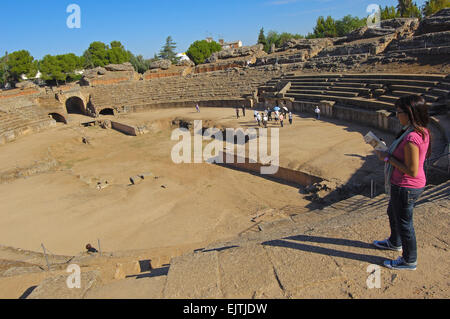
top-left (387, 184), bottom-right (424, 263)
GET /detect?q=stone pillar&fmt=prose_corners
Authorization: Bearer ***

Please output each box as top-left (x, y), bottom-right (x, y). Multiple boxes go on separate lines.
top-left (376, 110), bottom-right (391, 131)
top-left (319, 100), bottom-right (335, 118)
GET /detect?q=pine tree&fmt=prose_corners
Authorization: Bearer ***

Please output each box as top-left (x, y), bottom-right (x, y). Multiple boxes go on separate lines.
top-left (422, 0), bottom-right (450, 16)
top-left (397, 0), bottom-right (422, 18)
top-left (159, 36), bottom-right (179, 64)
top-left (258, 28), bottom-right (267, 47)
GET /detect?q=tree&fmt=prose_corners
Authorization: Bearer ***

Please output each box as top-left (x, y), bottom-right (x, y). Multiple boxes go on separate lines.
top-left (0, 52), bottom-right (10, 86)
top-left (381, 6), bottom-right (400, 20)
top-left (6, 50), bottom-right (37, 82)
top-left (313, 16), bottom-right (337, 38)
top-left (335, 15), bottom-right (366, 37)
top-left (422, 0), bottom-right (450, 16)
top-left (159, 36), bottom-right (179, 64)
top-left (186, 40), bottom-right (222, 65)
top-left (265, 31), bottom-right (280, 52)
top-left (39, 53), bottom-right (83, 85)
top-left (128, 52), bottom-right (151, 74)
top-left (257, 27), bottom-right (267, 47)
top-left (107, 41), bottom-right (130, 64)
top-left (83, 41), bottom-right (110, 68)
top-left (397, 0), bottom-right (422, 18)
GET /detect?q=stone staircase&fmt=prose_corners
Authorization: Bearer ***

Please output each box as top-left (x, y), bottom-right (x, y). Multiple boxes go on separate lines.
top-left (9, 180), bottom-right (448, 299)
top-left (276, 73), bottom-right (449, 112)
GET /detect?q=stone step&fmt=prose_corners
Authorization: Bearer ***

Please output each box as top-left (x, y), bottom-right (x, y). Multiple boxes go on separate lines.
top-left (332, 82), bottom-right (368, 88)
top-left (389, 91), bottom-right (441, 104)
top-left (378, 95), bottom-right (400, 103)
top-left (285, 93), bottom-right (395, 110)
top-left (287, 81), bottom-right (334, 86)
top-left (341, 73), bottom-right (447, 81)
top-left (430, 88), bottom-right (450, 97)
top-left (330, 87), bottom-right (372, 94)
top-left (389, 85), bottom-right (432, 93)
top-left (288, 89), bottom-right (325, 95)
top-left (290, 85), bottom-right (331, 91)
top-left (325, 90), bottom-right (359, 97)
top-left (423, 94), bottom-right (441, 102)
top-left (339, 78), bottom-right (440, 87)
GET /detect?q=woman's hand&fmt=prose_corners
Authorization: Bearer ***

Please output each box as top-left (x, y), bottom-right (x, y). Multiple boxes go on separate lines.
top-left (375, 151), bottom-right (389, 162)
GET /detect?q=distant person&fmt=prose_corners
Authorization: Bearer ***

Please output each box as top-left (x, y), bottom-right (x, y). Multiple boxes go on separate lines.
top-left (241, 105), bottom-right (246, 116)
top-left (195, 104), bottom-right (200, 113)
top-left (256, 112), bottom-right (262, 127)
top-left (288, 112), bottom-right (293, 125)
top-left (263, 114), bottom-right (268, 128)
top-left (279, 113), bottom-right (284, 127)
top-left (372, 95), bottom-right (431, 271)
top-left (236, 107), bottom-right (240, 119)
top-left (254, 110), bottom-right (258, 120)
top-left (314, 105), bottom-right (321, 120)
top-left (86, 244), bottom-right (98, 253)
top-left (274, 111), bottom-right (279, 123)
top-left (268, 109), bottom-right (272, 121)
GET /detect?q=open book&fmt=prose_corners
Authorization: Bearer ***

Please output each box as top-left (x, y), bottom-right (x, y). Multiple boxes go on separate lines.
top-left (364, 131), bottom-right (388, 152)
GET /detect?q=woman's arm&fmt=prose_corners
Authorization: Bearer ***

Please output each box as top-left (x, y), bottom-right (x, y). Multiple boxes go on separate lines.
top-left (376, 142), bottom-right (420, 177)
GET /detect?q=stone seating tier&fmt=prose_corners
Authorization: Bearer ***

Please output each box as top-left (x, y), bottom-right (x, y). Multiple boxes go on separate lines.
top-left (89, 69), bottom-right (281, 111)
top-left (284, 93), bottom-right (396, 111)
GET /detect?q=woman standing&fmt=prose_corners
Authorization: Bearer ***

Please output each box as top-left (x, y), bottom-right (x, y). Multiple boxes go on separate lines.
top-left (373, 95), bottom-right (431, 271)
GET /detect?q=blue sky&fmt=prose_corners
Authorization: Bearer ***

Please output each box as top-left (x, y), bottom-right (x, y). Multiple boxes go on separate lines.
top-left (0, 0), bottom-right (427, 60)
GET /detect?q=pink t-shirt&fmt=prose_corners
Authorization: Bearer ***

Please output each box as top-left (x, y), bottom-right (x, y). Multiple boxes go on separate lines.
top-left (390, 129), bottom-right (430, 188)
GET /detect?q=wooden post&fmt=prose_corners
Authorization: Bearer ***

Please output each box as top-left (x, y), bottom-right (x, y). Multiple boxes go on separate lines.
top-left (41, 243), bottom-right (50, 271)
top-left (98, 239), bottom-right (102, 256)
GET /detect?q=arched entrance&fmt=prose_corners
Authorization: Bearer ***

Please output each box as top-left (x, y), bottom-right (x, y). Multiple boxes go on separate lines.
top-left (48, 113), bottom-right (67, 124)
top-left (99, 108), bottom-right (115, 116)
top-left (65, 96), bottom-right (85, 114)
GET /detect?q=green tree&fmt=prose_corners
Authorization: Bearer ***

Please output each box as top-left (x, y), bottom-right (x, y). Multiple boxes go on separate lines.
top-left (258, 27), bottom-right (267, 47)
top-left (0, 52), bottom-right (10, 86)
top-left (422, 0), bottom-right (450, 16)
top-left (159, 36), bottom-right (179, 64)
top-left (313, 16), bottom-right (337, 38)
top-left (39, 55), bottom-right (65, 84)
top-left (83, 41), bottom-right (110, 68)
top-left (381, 6), bottom-right (401, 20)
top-left (128, 52), bottom-right (150, 74)
top-left (265, 31), bottom-right (280, 52)
top-left (262, 31), bottom-right (303, 52)
top-left (186, 40), bottom-right (222, 65)
top-left (39, 53), bottom-right (83, 85)
top-left (107, 41), bottom-right (130, 64)
top-left (335, 15), bottom-right (366, 37)
top-left (397, 0), bottom-right (422, 18)
top-left (6, 50), bottom-right (37, 82)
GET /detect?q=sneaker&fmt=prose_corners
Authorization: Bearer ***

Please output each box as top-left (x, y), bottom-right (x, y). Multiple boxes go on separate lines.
top-left (373, 239), bottom-right (402, 251)
top-left (384, 256), bottom-right (417, 270)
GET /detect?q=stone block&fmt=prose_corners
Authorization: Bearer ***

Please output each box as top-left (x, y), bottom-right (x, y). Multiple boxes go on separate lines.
top-left (27, 270), bottom-right (102, 299)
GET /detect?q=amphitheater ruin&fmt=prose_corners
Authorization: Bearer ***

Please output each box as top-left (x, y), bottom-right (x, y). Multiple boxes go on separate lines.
top-left (0, 11), bottom-right (449, 299)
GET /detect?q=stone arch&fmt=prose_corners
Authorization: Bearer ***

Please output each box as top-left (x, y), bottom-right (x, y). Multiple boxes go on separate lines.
top-left (99, 108), bottom-right (115, 116)
top-left (65, 96), bottom-right (86, 114)
top-left (48, 113), bottom-right (67, 124)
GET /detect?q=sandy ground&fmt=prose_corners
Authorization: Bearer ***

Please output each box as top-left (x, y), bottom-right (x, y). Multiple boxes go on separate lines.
top-left (0, 107), bottom-right (390, 256)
